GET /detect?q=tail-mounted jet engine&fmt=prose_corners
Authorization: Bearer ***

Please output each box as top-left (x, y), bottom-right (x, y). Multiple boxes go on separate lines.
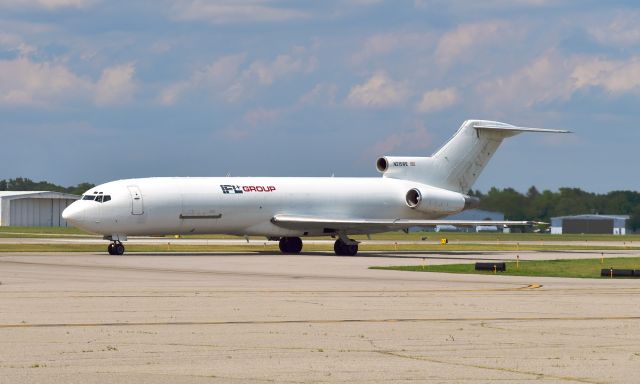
top-left (376, 156), bottom-right (424, 176)
top-left (405, 187), bottom-right (480, 215)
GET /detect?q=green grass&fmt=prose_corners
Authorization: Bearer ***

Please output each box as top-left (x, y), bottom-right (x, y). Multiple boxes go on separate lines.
top-left (372, 257), bottom-right (640, 279)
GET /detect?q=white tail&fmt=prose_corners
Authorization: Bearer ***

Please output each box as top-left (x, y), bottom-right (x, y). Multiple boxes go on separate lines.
top-left (377, 120), bottom-right (569, 193)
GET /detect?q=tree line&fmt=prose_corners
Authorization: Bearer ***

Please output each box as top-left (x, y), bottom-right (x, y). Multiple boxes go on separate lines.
top-left (0, 177), bottom-right (95, 197)
top-left (470, 187), bottom-right (640, 231)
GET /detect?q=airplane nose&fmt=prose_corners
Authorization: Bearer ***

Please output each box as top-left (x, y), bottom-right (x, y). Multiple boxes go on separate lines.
top-left (62, 202), bottom-right (84, 224)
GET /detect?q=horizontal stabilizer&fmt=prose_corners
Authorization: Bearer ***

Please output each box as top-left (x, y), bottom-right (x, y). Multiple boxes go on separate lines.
top-left (473, 123), bottom-right (571, 134)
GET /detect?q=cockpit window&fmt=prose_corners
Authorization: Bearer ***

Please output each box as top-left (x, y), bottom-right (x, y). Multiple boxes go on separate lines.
top-left (82, 194), bottom-right (111, 202)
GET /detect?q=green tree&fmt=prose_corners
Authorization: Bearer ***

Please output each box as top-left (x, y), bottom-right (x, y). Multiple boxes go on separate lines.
top-left (0, 178), bottom-right (94, 195)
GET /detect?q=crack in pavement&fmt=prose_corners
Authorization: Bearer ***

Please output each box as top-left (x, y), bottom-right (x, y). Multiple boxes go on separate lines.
top-left (1, 315), bottom-right (639, 329)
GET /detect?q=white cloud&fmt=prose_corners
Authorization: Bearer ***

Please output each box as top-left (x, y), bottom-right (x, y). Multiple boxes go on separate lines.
top-left (0, 0), bottom-right (92, 9)
top-left (416, 87), bottom-right (458, 114)
top-left (0, 57), bottom-right (137, 107)
top-left (222, 107), bottom-right (285, 139)
top-left (476, 53), bottom-right (572, 110)
top-left (589, 12), bottom-right (640, 47)
top-left (247, 53), bottom-right (316, 86)
top-left (367, 122), bottom-right (433, 156)
top-left (571, 57), bottom-right (640, 94)
top-left (160, 50), bottom-right (316, 105)
top-left (416, 0), bottom-right (560, 11)
top-left (0, 57), bottom-right (90, 106)
top-left (0, 32), bottom-right (37, 56)
top-left (159, 53), bottom-right (246, 106)
top-left (298, 83), bottom-right (338, 106)
top-left (171, 0), bottom-right (308, 24)
top-left (435, 21), bottom-right (509, 65)
top-left (476, 53), bottom-right (640, 113)
top-left (351, 32), bottom-right (434, 64)
top-left (94, 63), bottom-right (137, 106)
top-left (346, 72), bottom-right (410, 108)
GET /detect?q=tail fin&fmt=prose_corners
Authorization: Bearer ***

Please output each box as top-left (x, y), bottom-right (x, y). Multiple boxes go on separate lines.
top-left (378, 120), bottom-right (569, 193)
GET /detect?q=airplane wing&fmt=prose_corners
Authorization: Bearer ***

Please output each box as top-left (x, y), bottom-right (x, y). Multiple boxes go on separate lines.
top-left (271, 214), bottom-right (542, 233)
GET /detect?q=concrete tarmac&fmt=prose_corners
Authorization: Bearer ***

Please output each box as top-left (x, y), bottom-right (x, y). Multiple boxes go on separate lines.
top-left (1, 250), bottom-right (639, 383)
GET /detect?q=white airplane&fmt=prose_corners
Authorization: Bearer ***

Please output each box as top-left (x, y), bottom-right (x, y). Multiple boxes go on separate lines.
top-left (62, 120), bottom-right (568, 256)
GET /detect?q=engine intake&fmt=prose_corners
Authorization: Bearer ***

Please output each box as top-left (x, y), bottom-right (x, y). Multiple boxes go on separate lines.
top-left (405, 188), bottom-right (421, 208)
top-left (376, 157), bottom-right (389, 173)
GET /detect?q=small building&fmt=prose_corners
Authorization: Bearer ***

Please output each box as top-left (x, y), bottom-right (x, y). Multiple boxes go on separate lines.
top-left (551, 214), bottom-right (630, 235)
top-left (0, 191), bottom-right (80, 227)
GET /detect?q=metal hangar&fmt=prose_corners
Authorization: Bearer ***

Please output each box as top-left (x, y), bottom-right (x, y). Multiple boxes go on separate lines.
top-left (0, 191), bottom-right (80, 227)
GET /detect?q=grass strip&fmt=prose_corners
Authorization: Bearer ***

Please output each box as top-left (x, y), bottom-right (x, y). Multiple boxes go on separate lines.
top-left (372, 257), bottom-right (640, 278)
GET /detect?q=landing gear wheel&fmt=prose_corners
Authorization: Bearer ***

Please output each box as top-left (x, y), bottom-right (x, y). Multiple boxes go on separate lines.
top-left (108, 242), bottom-right (125, 255)
top-left (114, 243), bottom-right (125, 255)
top-left (278, 237), bottom-right (303, 254)
top-left (334, 239), bottom-right (358, 256)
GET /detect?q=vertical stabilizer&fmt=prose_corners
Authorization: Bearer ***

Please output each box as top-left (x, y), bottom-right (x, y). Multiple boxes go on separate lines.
top-left (377, 120), bottom-right (569, 193)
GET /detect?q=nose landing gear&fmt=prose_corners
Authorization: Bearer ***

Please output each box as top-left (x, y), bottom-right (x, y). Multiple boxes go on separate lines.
top-left (107, 242), bottom-right (125, 255)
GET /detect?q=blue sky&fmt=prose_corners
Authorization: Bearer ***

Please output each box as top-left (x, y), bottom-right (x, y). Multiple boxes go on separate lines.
top-left (1, 0), bottom-right (639, 193)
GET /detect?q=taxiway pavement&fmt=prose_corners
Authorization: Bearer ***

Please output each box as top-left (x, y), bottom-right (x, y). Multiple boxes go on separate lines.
top-left (0, 250), bottom-right (639, 383)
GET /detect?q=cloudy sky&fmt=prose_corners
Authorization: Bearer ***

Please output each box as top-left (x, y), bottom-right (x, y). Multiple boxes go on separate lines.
top-left (1, 0), bottom-right (639, 193)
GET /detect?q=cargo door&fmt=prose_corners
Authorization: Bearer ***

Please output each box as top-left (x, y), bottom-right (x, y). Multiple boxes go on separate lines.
top-left (180, 193), bottom-right (222, 219)
top-left (127, 186), bottom-right (144, 215)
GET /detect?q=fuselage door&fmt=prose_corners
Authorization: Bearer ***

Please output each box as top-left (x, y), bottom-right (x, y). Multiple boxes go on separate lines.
top-left (127, 186), bottom-right (144, 215)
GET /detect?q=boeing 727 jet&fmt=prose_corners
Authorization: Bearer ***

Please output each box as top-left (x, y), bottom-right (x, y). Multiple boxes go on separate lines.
top-left (62, 120), bottom-right (568, 255)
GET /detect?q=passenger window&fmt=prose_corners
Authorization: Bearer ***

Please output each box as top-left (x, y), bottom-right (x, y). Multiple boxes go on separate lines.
top-left (95, 195), bottom-right (103, 203)
top-left (103, 195), bottom-right (111, 202)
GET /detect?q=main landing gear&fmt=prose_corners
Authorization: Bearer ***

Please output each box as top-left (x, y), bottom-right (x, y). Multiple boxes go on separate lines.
top-left (334, 238), bottom-right (358, 256)
top-left (277, 236), bottom-right (359, 256)
top-left (279, 237), bottom-right (303, 254)
top-left (107, 241), bottom-right (125, 255)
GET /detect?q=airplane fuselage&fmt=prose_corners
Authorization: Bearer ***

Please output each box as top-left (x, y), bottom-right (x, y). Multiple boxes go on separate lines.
top-left (64, 177), bottom-right (460, 238)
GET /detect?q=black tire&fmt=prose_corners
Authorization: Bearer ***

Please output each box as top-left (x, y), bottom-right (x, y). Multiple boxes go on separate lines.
top-left (279, 237), bottom-right (303, 254)
top-left (107, 243), bottom-right (115, 255)
top-left (334, 239), bottom-right (358, 256)
top-left (114, 243), bottom-right (125, 255)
